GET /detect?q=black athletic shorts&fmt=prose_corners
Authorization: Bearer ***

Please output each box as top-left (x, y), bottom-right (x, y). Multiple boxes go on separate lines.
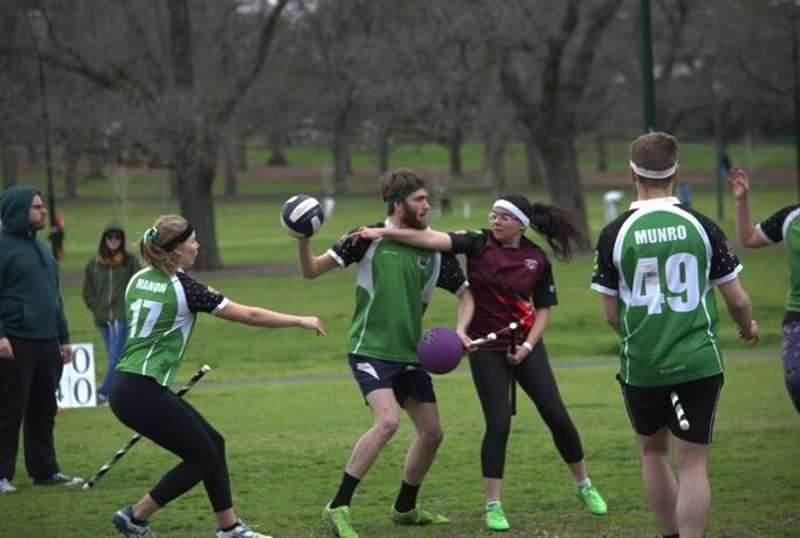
top-left (348, 354), bottom-right (436, 407)
top-left (619, 373), bottom-right (724, 444)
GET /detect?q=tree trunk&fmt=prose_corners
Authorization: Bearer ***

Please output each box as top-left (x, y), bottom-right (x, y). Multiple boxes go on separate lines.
top-left (1, 142), bottom-right (18, 189)
top-left (332, 109), bottom-right (350, 193)
top-left (173, 130), bottom-right (222, 270)
top-left (25, 141), bottom-right (39, 165)
top-left (63, 140), bottom-right (80, 200)
top-left (485, 135), bottom-right (506, 196)
top-left (267, 131), bottom-right (288, 166)
top-left (87, 151), bottom-right (105, 179)
top-left (524, 137), bottom-right (544, 186)
top-left (222, 136), bottom-right (238, 196)
top-left (537, 135), bottom-right (591, 250)
top-left (447, 127), bottom-right (463, 179)
top-left (377, 127), bottom-right (391, 173)
top-left (596, 133), bottom-right (608, 172)
top-left (236, 134), bottom-right (248, 172)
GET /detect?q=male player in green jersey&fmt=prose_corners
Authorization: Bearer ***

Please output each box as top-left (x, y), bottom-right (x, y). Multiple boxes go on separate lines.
top-left (591, 132), bottom-right (758, 538)
top-left (296, 169), bottom-right (473, 538)
top-left (729, 166), bottom-right (800, 413)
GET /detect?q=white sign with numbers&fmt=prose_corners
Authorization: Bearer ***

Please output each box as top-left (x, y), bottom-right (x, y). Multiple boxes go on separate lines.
top-left (56, 343), bottom-right (97, 408)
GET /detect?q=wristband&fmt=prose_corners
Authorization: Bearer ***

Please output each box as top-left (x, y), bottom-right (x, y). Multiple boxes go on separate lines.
top-left (521, 341), bottom-right (533, 352)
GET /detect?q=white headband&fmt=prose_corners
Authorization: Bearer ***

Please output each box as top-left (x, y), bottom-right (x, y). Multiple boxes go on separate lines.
top-left (492, 199), bottom-right (530, 227)
top-left (630, 160), bottom-right (678, 179)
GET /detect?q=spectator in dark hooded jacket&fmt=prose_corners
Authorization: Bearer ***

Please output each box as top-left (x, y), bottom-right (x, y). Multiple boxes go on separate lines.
top-left (0, 186), bottom-right (82, 494)
top-left (82, 223), bottom-right (141, 404)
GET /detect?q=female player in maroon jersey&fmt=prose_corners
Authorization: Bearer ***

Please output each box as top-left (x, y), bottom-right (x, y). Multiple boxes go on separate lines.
top-left (353, 195), bottom-right (607, 531)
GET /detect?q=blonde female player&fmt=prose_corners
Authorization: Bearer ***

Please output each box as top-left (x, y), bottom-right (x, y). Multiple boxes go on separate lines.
top-left (110, 215), bottom-right (325, 538)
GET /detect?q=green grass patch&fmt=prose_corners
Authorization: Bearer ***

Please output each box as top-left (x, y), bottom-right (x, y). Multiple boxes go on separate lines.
top-left (4, 155), bottom-right (798, 536)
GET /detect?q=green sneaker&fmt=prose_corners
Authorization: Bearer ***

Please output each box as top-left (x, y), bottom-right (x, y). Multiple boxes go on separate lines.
top-left (576, 484), bottom-right (608, 515)
top-left (391, 505), bottom-right (450, 526)
top-left (485, 502), bottom-right (510, 531)
top-left (322, 503), bottom-right (359, 538)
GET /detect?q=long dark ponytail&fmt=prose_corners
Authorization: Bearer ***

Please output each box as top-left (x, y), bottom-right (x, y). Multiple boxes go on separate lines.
top-left (501, 194), bottom-right (584, 261)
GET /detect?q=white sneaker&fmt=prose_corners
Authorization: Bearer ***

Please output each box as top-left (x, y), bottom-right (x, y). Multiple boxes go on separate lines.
top-left (214, 521), bottom-right (272, 538)
top-left (0, 478), bottom-right (17, 493)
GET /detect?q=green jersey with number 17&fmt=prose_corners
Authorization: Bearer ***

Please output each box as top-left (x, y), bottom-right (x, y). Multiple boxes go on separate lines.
top-left (116, 268), bottom-right (228, 386)
top-left (591, 197), bottom-right (742, 387)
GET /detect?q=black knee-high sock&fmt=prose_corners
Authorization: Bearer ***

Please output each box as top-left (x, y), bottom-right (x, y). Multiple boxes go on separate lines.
top-left (663, 533), bottom-right (679, 538)
top-left (394, 480), bottom-right (420, 513)
top-left (330, 472), bottom-right (360, 508)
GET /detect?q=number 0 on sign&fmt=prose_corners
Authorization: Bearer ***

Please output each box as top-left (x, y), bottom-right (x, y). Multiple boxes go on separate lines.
top-left (56, 343), bottom-right (98, 408)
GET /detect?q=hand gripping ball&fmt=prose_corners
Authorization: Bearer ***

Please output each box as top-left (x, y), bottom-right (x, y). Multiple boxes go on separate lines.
top-left (280, 194), bottom-right (325, 238)
top-left (417, 327), bottom-right (465, 374)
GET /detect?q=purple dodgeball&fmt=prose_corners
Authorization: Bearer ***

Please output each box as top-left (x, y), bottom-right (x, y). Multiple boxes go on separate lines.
top-left (417, 327), bottom-right (465, 374)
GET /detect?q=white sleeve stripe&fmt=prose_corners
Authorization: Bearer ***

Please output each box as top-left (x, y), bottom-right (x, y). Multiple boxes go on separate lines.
top-left (211, 297), bottom-right (230, 316)
top-left (326, 248), bottom-right (345, 268)
top-left (590, 283), bottom-right (618, 296)
top-left (754, 224), bottom-right (775, 244)
top-left (709, 264), bottom-right (743, 287)
top-left (454, 281), bottom-right (470, 297)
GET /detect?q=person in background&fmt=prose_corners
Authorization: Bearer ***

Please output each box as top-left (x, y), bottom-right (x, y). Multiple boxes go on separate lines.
top-left (0, 186), bottom-right (82, 494)
top-left (729, 166), bottom-right (800, 413)
top-left (83, 223), bottom-right (141, 405)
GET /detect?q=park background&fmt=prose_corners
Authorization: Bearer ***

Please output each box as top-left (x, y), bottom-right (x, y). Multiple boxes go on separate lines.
top-left (1, 1), bottom-right (798, 536)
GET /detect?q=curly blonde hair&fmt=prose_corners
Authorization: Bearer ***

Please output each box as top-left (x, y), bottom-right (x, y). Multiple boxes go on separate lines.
top-left (140, 215), bottom-right (190, 274)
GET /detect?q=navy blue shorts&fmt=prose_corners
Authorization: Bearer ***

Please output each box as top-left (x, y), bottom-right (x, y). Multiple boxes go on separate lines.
top-left (619, 374), bottom-right (724, 444)
top-left (348, 354), bottom-right (436, 407)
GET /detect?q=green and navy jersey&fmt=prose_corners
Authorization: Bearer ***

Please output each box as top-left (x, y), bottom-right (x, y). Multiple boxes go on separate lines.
top-left (756, 204), bottom-right (800, 322)
top-left (116, 267), bottom-right (228, 386)
top-left (328, 219), bottom-right (467, 364)
top-left (591, 197), bottom-right (741, 387)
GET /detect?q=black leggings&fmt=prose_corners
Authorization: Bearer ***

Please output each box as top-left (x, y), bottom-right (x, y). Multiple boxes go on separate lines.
top-left (469, 343), bottom-right (583, 479)
top-left (109, 371), bottom-right (232, 512)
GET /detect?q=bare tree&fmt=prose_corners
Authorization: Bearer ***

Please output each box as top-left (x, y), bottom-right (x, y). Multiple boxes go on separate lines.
top-left (498, 0), bottom-right (623, 246)
top-left (0, 0), bottom-right (290, 269)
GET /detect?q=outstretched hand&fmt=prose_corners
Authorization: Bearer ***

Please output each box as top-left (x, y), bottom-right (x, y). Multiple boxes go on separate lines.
top-left (0, 337), bottom-right (14, 360)
top-left (728, 167), bottom-right (750, 200)
top-left (739, 319), bottom-right (759, 343)
top-left (300, 316), bottom-right (326, 336)
top-left (456, 329), bottom-right (474, 351)
top-left (345, 226), bottom-right (383, 244)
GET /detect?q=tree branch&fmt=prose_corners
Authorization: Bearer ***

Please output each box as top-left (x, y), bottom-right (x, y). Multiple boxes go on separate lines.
top-left (216, 0), bottom-right (289, 124)
top-left (564, 0), bottom-right (623, 103)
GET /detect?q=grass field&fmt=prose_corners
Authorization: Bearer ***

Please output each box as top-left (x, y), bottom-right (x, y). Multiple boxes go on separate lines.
top-left (2, 149), bottom-right (799, 536)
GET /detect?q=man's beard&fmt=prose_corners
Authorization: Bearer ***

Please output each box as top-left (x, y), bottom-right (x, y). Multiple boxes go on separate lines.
top-left (400, 202), bottom-right (427, 230)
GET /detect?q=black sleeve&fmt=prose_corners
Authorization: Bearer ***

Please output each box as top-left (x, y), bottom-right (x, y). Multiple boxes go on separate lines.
top-left (176, 272), bottom-right (226, 314)
top-left (758, 205), bottom-right (800, 243)
top-left (436, 252), bottom-right (466, 294)
top-left (691, 212), bottom-right (741, 284)
top-left (329, 223), bottom-right (382, 267)
top-left (532, 260), bottom-right (558, 308)
top-left (591, 216), bottom-right (626, 295)
top-left (447, 229), bottom-right (487, 256)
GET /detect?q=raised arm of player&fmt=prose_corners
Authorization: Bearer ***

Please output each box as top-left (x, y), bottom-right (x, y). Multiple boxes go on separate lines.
top-left (717, 278), bottom-right (758, 342)
top-left (356, 226), bottom-right (453, 251)
top-left (729, 167), bottom-right (770, 248)
top-left (296, 237), bottom-right (339, 279)
top-left (217, 301), bottom-right (325, 335)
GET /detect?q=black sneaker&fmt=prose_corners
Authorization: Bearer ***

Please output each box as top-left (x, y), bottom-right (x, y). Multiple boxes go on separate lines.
top-left (113, 506), bottom-right (153, 537)
top-left (32, 472), bottom-right (84, 487)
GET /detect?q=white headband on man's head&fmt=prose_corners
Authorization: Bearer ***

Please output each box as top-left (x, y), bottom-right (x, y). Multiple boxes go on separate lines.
top-left (630, 160), bottom-right (678, 179)
top-left (492, 199), bottom-right (530, 227)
